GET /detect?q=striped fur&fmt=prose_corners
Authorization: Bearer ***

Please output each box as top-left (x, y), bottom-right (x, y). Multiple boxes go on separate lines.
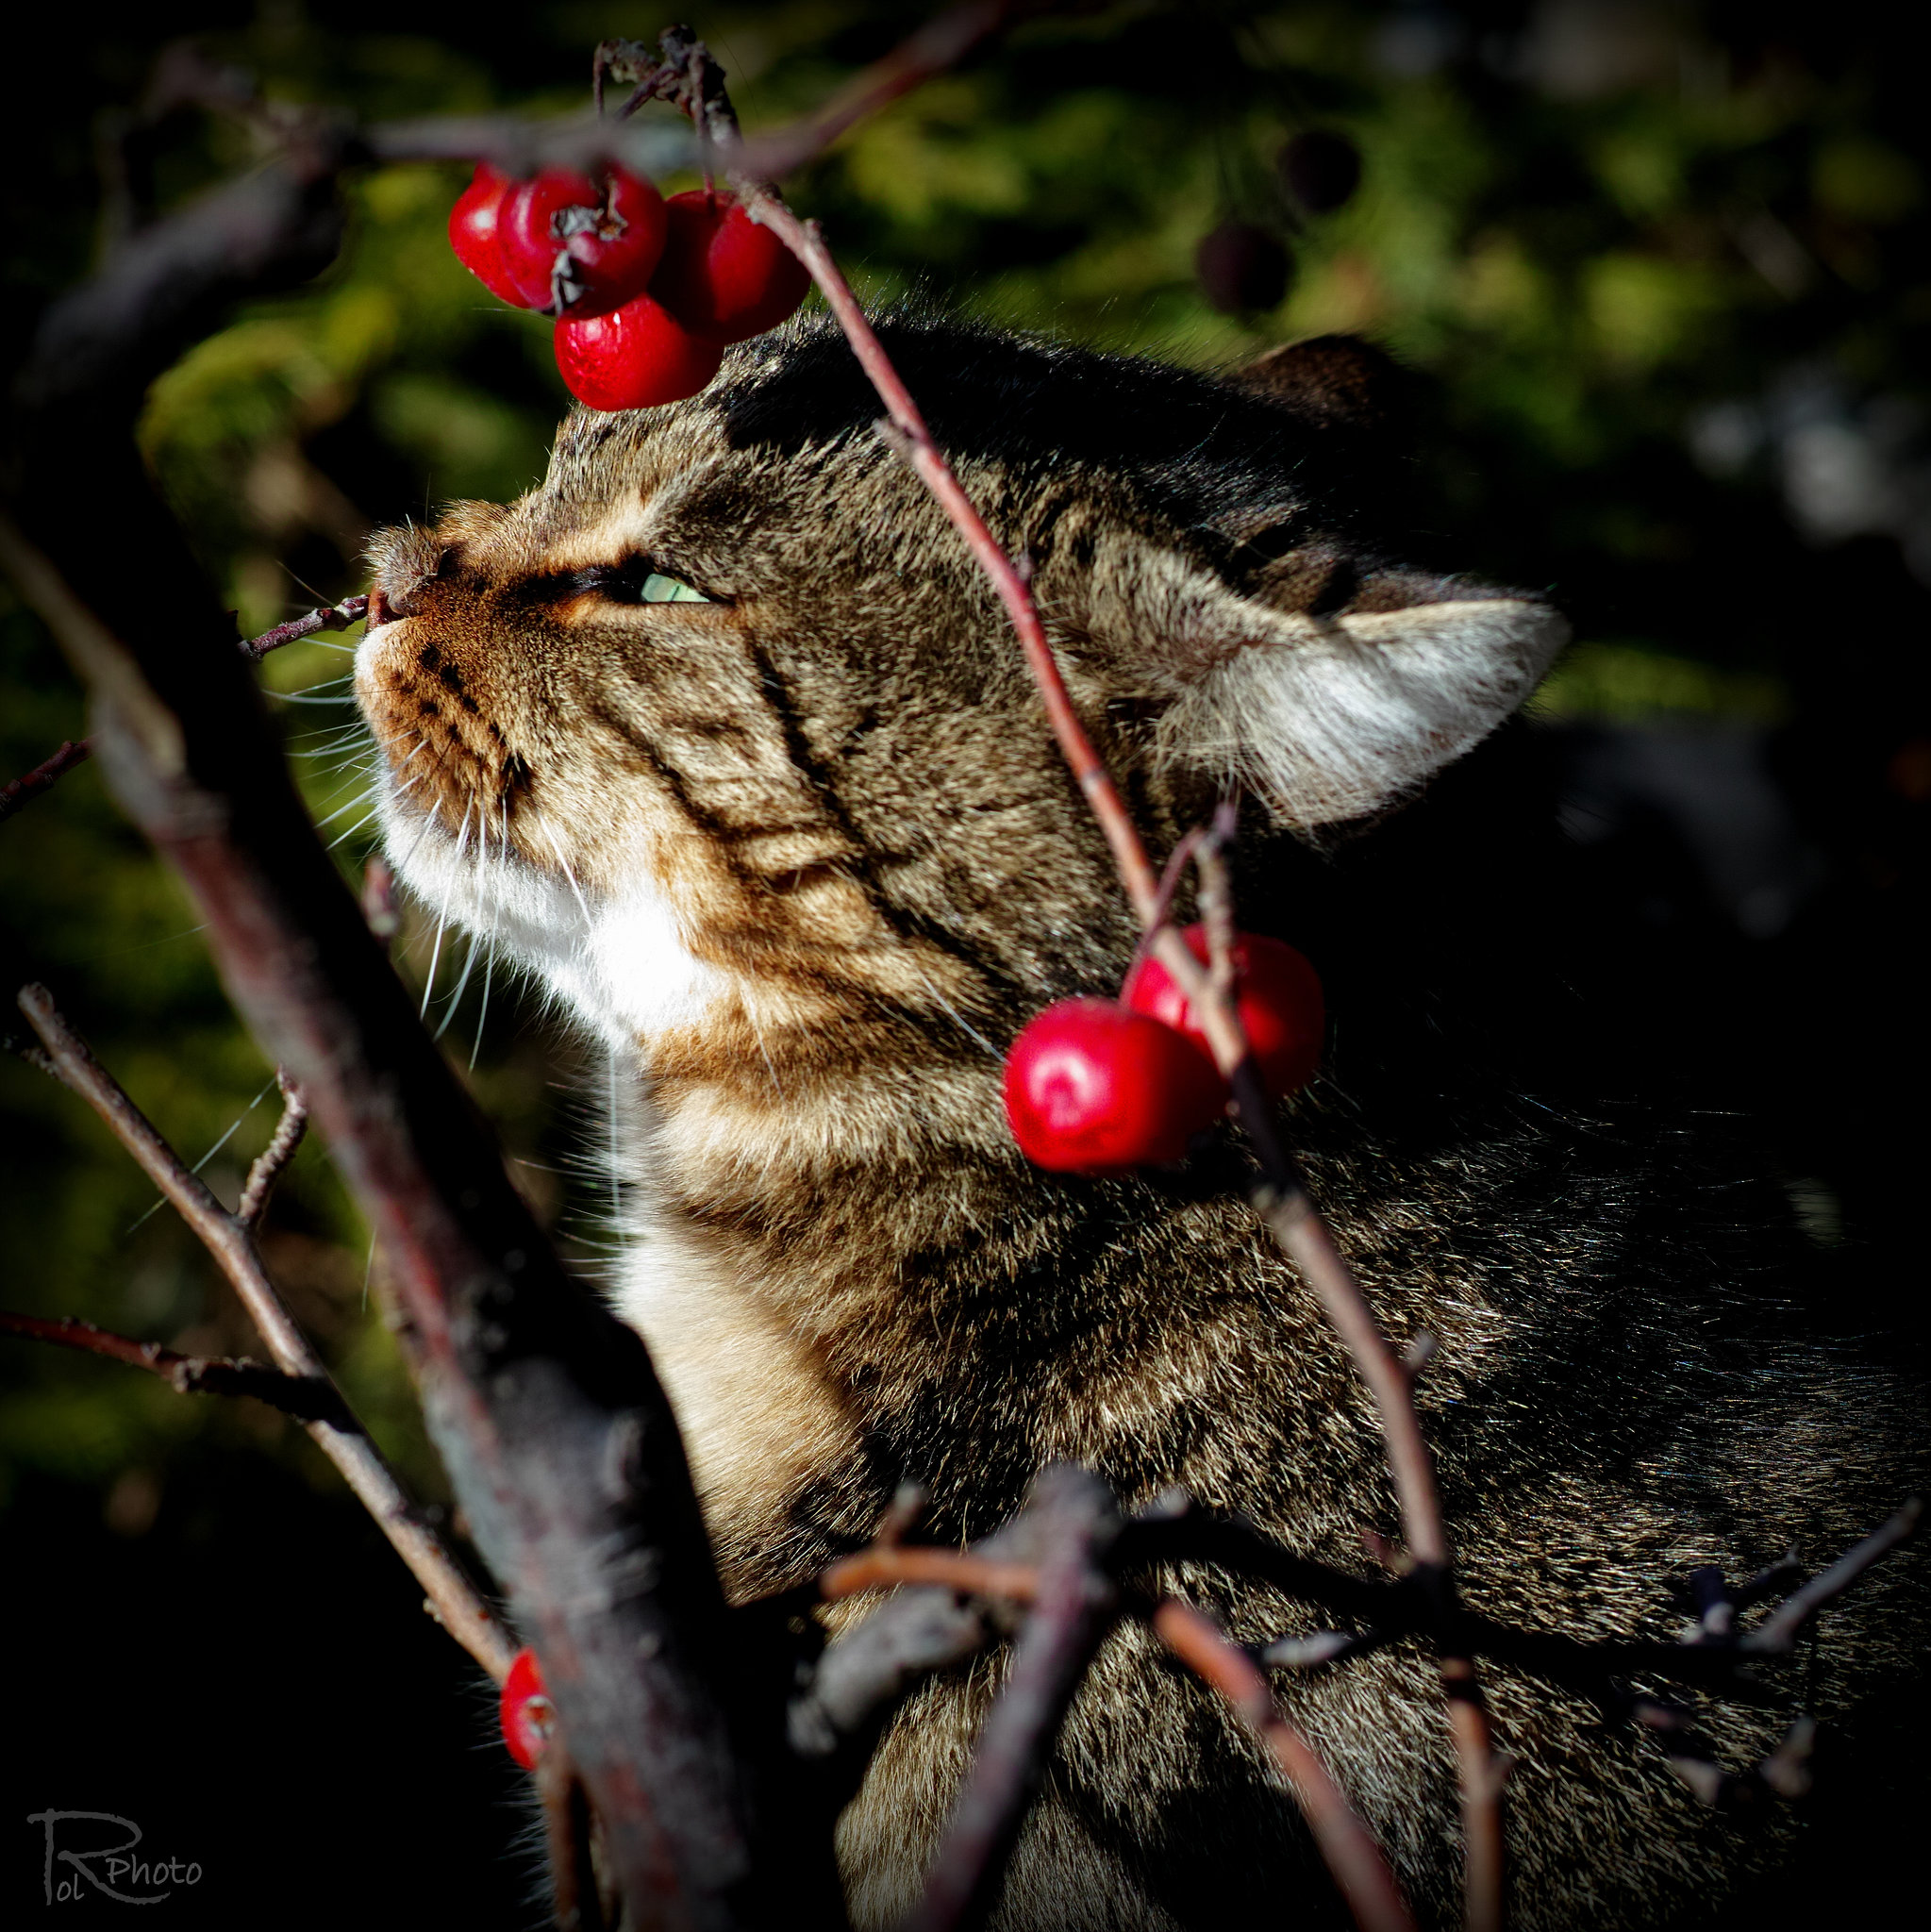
top-left (356, 317), bottom-right (1922, 1930)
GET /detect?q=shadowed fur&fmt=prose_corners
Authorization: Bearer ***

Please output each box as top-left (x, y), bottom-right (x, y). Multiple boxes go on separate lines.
top-left (355, 315), bottom-right (1923, 1931)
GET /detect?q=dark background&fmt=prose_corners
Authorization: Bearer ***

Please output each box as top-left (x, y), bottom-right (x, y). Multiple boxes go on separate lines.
top-left (3, 2), bottom-right (1926, 1924)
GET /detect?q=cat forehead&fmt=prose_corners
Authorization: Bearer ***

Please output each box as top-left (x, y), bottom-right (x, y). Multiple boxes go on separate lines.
top-left (524, 314), bottom-right (1357, 556)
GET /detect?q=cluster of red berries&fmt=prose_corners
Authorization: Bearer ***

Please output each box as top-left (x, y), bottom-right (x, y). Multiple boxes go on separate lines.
top-left (1003, 926), bottom-right (1323, 1173)
top-left (499, 1646), bottom-right (555, 1770)
top-left (449, 164), bottom-right (810, 410)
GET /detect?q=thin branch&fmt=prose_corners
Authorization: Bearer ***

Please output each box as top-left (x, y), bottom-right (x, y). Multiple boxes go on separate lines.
top-left (1193, 798), bottom-right (1241, 1005)
top-left (14, 982), bottom-right (515, 1684)
top-left (1152, 1597), bottom-right (1418, 1932)
top-left (0, 1308), bottom-right (341, 1419)
top-left (724, 196), bottom-right (1161, 920)
top-left (1, 597), bottom-right (365, 835)
top-left (902, 1467), bottom-right (1120, 1932)
top-left (538, 1747), bottom-right (609, 1932)
top-left (0, 738), bottom-right (92, 826)
top-left (1184, 1224), bottom-right (1499, 1932)
top-left (1742, 1500), bottom-right (1923, 1655)
top-left (236, 1070), bottom-right (308, 1227)
top-left (1120, 824), bottom-right (1209, 999)
top-left (821, 1548), bottom-right (1041, 1605)
top-left (738, 1), bottom-right (1018, 180)
top-left (242, 593), bottom-right (369, 661)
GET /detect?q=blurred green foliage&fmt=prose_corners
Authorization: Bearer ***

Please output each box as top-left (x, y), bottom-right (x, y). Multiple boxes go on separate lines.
top-left (2, 3), bottom-right (1927, 1910)
top-left (9, 0), bottom-right (1929, 1544)
top-left (8, 0), bottom-right (1929, 1562)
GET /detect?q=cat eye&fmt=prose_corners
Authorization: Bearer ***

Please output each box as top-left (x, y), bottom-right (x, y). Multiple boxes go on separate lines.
top-left (567, 558), bottom-right (714, 604)
top-left (640, 572), bottom-right (710, 604)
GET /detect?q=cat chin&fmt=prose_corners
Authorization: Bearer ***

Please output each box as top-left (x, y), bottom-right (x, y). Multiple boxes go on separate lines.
top-left (373, 784), bottom-right (724, 1052)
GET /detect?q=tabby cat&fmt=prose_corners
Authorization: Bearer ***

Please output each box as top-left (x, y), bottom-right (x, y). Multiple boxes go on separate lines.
top-left (355, 315), bottom-right (1921, 1931)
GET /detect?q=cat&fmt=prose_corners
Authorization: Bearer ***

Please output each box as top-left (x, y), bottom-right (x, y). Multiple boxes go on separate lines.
top-left (354, 313), bottom-right (1923, 1931)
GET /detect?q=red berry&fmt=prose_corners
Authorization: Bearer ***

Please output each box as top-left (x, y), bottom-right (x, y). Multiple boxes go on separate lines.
top-left (555, 291), bottom-right (725, 410)
top-left (451, 164), bottom-right (667, 316)
top-left (448, 163), bottom-right (526, 308)
top-left (650, 191), bottom-right (811, 343)
top-left (1125, 926), bottom-right (1324, 1098)
top-left (1004, 997), bottom-right (1228, 1173)
top-left (499, 1646), bottom-right (555, 1771)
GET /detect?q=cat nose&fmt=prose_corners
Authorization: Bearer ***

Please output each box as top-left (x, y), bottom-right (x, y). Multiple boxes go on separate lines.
top-left (366, 525), bottom-right (457, 623)
top-left (369, 575), bottom-right (431, 623)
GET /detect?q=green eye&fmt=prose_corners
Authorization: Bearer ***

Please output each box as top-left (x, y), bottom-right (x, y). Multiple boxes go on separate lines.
top-left (641, 573), bottom-right (710, 603)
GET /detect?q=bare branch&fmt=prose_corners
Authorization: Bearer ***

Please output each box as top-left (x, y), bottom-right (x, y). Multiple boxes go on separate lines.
top-left (1401, 1332), bottom-right (1440, 1381)
top-left (737, 2), bottom-right (1018, 181)
top-left (360, 111), bottom-right (692, 181)
top-left (876, 1480), bottom-right (932, 1547)
top-left (538, 1747), bottom-right (610, 1932)
top-left (903, 1467), bottom-right (1120, 1932)
top-left (1253, 1188), bottom-right (1506, 1931)
top-left (236, 1070), bottom-right (308, 1228)
top-left (242, 593), bottom-right (369, 661)
top-left (791, 1587), bottom-right (1003, 1767)
top-left (1756, 1717), bottom-right (1817, 1801)
top-left (0, 738), bottom-right (92, 826)
top-left (0, 598), bottom-right (366, 841)
top-left (0, 1308), bottom-right (341, 1420)
top-left (13, 983), bottom-right (515, 1682)
top-left (1742, 1500), bottom-right (1923, 1655)
top-left (821, 1548), bottom-right (1041, 1605)
top-left (360, 855), bottom-right (401, 946)
top-left (1152, 1597), bottom-right (1418, 1932)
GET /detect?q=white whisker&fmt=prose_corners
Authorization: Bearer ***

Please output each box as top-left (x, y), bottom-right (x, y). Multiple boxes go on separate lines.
top-left (325, 802), bottom-right (385, 853)
top-left (127, 1074), bottom-right (278, 1231)
top-left (434, 931), bottom-right (482, 1040)
top-left (470, 938), bottom-right (497, 1071)
top-left (312, 786), bottom-right (380, 833)
top-left (419, 902), bottom-right (452, 1020)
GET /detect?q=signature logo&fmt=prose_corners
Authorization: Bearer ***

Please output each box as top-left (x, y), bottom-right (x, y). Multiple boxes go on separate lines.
top-left (25, 1811), bottom-right (203, 1906)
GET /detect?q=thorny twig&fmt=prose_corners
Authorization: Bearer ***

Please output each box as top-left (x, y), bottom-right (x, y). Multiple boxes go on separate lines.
top-left (10, 983), bottom-right (515, 1684)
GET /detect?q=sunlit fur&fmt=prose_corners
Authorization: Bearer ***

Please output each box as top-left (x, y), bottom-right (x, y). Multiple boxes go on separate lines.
top-left (356, 316), bottom-right (1920, 1931)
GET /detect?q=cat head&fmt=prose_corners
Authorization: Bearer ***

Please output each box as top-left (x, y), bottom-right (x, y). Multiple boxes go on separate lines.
top-left (354, 316), bottom-right (1564, 1066)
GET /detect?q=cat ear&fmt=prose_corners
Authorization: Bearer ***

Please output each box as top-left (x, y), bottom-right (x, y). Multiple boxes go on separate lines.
top-left (1090, 539), bottom-right (1569, 830)
top-left (1229, 334), bottom-right (1412, 441)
